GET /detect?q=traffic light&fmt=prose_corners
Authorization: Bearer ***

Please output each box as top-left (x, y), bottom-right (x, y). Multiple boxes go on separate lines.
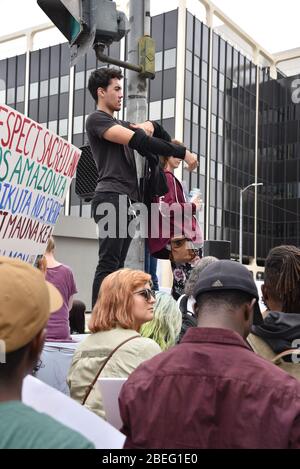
top-left (37, 0), bottom-right (128, 65)
top-left (37, 0), bottom-right (96, 65)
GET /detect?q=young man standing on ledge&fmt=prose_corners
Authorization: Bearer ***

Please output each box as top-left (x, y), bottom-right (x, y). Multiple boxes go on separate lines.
top-left (86, 67), bottom-right (198, 307)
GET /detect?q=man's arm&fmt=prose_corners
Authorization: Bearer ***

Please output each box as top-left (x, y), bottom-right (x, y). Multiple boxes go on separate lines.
top-left (102, 125), bottom-right (198, 171)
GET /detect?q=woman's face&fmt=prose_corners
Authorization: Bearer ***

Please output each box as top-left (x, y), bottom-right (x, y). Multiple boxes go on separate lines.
top-left (166, 157), bottom-right (182, 171)
top-left (131, 282), bottom-right (156, 329)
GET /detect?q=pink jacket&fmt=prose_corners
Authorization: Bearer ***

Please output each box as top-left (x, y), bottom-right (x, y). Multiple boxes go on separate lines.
top-left (148, 171), bottom-right (203, 258)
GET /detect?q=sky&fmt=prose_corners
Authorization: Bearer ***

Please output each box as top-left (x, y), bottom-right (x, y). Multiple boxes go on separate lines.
top-left (0, 0), bottom-right (299, 57)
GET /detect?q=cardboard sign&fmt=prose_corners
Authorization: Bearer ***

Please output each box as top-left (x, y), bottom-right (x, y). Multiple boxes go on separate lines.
top-left (0, 105), bottom-right (81, 264)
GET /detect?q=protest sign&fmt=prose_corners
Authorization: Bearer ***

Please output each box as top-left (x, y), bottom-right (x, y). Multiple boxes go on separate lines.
top-left (0, 105), bottom-right (81, 264)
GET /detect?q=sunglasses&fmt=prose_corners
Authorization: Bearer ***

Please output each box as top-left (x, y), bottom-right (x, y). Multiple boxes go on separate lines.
top-left (134, 289), bottom-right (156, 301)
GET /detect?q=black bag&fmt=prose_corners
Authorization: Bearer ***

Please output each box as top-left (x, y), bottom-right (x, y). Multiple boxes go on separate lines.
top-left (75, 145), bottom-right (98, 202)
top-left (142, 159), bottom-right (169, 207)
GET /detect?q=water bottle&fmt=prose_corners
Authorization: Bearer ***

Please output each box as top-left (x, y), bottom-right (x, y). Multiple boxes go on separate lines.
top-left (189, 188), bottom-right (202, 209)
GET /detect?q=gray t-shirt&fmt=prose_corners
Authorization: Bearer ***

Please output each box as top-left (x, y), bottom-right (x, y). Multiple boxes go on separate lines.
top-left (86, 110), bottom-right (139, 201)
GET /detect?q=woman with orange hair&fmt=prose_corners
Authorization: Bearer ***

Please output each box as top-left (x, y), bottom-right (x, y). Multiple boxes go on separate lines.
top-left (67, 269), bottom-right (161, 418)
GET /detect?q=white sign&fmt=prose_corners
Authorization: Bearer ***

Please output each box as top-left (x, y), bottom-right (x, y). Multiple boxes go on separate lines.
top-left (23, 375), bottom-right (125, 449)
top-left (0, 105), bottom-right (81, 264)
top-left (97, 377), bottom-right (127, 430)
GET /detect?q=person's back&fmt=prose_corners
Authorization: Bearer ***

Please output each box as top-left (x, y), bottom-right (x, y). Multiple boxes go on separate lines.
top-left (120, 327), bottom-right (300, 449)
top-left (45, 237), bottom-right (77, 342)
top-left (68, 327), bottom-right (160, 418)
top-left (67, 269), bottom-right (161, 418)
top-left (119, 261), bottom-right (300, 449)
top-left (249, 245), bottom-right (300, 380)
top-left (0, 257), bottom-right (94, 450)
top-left (0, 401), bottom-right (93, 449)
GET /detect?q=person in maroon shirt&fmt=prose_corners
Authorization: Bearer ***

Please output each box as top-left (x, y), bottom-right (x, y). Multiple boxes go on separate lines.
top-left (119, 260), bottom-right (300, 449)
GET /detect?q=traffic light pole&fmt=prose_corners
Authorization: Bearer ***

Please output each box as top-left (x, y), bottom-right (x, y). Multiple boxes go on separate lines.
top-left (94, 42), bottom-right (142, 73)
top-left (125, 0), bottom-right (150, 272)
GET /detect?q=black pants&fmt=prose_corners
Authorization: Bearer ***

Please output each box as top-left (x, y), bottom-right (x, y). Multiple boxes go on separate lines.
top-left (91, 192), bottom-right (134, 308)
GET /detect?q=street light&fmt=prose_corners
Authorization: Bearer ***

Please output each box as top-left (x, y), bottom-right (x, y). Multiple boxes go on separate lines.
top-left (239, 183), bottom-right (263, 264)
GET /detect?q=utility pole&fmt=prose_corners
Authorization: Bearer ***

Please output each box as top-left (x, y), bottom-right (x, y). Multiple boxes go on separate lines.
top-left (125, 0), bottom-right (150, 271)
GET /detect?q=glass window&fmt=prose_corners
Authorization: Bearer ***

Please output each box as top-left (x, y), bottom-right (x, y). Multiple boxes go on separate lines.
top-left (186, 50), bottom-right (192, 72)
top-left (16, 86), bottom-right (24, 103)
top-left (6, 88), bottom-right (15, 104)
top-left (151, 15), bottom-right (163, 51)
top-left (49, 77), bottom-right (59, 95)
top-left (164, 10), bottom-right (178, 50)
top-left (184, 120), bottom-right (191, 148)
top-left (201, 108), bottom-right (206, 128)
top-left (219, 73), bottom-right (225, 91)
top-left (164, 48), bottom-right (176, 70)
top-left (155, 51), bottom-right (162, 72)
top-left (75, 71), bottom-right (85, 90)
top-left (201, 81), bottom-right (207, 108)
top-left (163, 69), bottom-right (176, 99)
top-left (218, 118), bottom-right (223, 137)
top-left (186, 12), bottom-right (193, 52)
top-left (60, 75), bottom-right (69, 93)
top-left (192, 124), bottom-right (199, 153)
top-left (193, 75), bottom-right (200, 104)
top-left (194, 56), bottom-right (200, 76)
top-left (40, 80), bottom-right (49, 98)
top-left (59, 119), bottom-right (68, 136)
top-left (149, 101), bottom-right (161, 121)
top-left (185, 70), bottom-right (192, 101)
top-left (49, 95), bottom-right (59, 121)
top-left (149, 71), bottom-right (162, 101)
top-left (162, 98), bottom-right (175, 119)
top-left (73, 116), bottom-right (83, 134)
top-left (210, 160), bottom-right (216, 176)
top-left (211, 114), bottom-right (217, 133)
top-left (0, 78), bottom-right (5, 91)
top-left (217, 163), bottom-right (223, 181)
top-left (212, 68), bottom-right (218, 88)
top-left (202, 25), bottom-right (209, 62)
top-left (217, 208), bottom-right (222, 227)
top-left (185, 100), bottom-right (191, 120)
top-left (48, 120), bottom-right (57, 133)
top-left (0, 90), bottom-right (5, 103)
top-left (194, 20), bottom-right (201, 57)
top-left (30, 82), bottom-right (38, 100)
top-left (200, 156), bottom-right (206, 175)
top-left (201, 61), bottom-right (208, 82)
top-left (192, 104), bottom-right (199, 125)
top-left (59, 93), bottom-right (69, 119)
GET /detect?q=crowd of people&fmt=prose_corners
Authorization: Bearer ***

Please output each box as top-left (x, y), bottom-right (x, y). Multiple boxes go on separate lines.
top-left (1, 66), bottom-right (300, 449)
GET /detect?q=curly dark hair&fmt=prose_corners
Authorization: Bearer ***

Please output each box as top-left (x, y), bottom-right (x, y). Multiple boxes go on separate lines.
top-left (88, 67), bottom-right (123, 102)
top-left (264, 245), bottom-right (300, 314)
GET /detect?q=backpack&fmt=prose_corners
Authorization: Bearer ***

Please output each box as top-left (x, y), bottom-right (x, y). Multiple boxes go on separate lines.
top-left (142, 159), bottom-right (169, 207)
top-left (75, 145), bottom-right (98, 202)
top-left (247, 333), bottom-right (300, 380)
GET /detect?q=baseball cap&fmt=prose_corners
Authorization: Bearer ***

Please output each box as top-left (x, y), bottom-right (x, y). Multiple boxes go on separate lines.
top-left (192, 260), bottom-right (263, 324)
top-left (0, 256), bottom-right (63, 353)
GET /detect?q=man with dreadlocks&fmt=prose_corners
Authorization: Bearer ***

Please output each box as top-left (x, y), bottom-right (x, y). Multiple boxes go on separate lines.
top-left (248, 245), bottom-right (300, 377)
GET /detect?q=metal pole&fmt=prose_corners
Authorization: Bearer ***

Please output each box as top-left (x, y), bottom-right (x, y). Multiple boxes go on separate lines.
top-left (125, 0), bottom-right (148, 271)
top-left (205, 5), bottom-right (214, 240)
top-left (239, 189), bottom-right (243, 264)
top-left (254, 63), bottom-right (260, 263)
